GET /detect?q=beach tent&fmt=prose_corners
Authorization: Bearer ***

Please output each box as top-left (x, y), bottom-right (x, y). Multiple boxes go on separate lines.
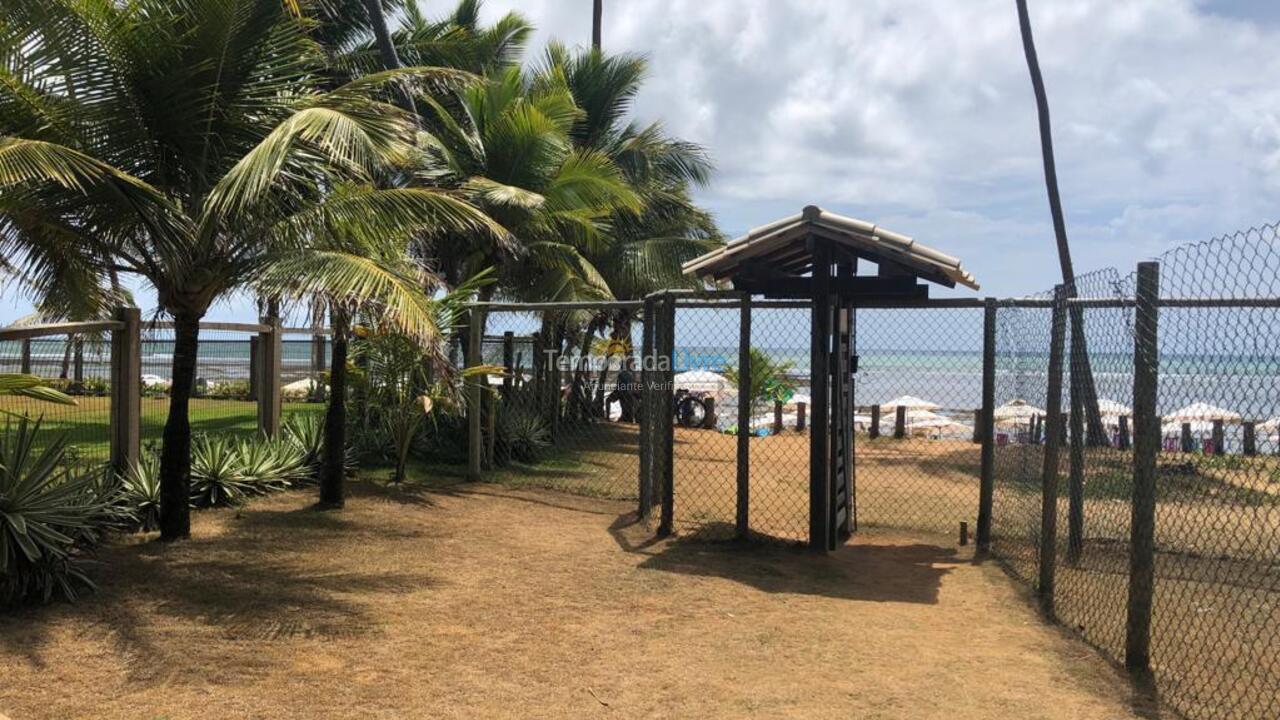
top-left (681, 204), bottom-right (978, 551)
top-left (1095, 398), bottom-right (1132, 416)
top-left (1163, 402), bottom-right (1241, 423)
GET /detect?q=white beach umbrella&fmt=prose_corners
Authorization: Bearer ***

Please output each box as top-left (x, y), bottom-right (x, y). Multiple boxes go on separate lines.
top-left (672, 370), bottom-right (731, 393)
top-left (1163, 402), bottom-right (1241, 423)
top-left (786, 393), bottom-right (812, 408)
top-left (1258, 417), bottom-right (1280, 433)
top-left (993, 399), bottom-right (1046, 424)
top-left (880, 395), bottom-right (940, 412)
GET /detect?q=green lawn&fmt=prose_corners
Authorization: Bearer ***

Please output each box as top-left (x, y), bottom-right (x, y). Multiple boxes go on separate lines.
top-left (0, 395), bottom-right (326, 462)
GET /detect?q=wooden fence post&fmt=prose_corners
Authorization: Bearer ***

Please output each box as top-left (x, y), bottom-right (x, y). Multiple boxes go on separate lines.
top-left (467, 307), bottom-right (483, 482)
top-left (1126, 260), bottom-right (1160, 673)
top-left (773, 400), bottom-right (783, 435)
top-left (1039, 285), bottom-right (1068, 617)
top-left (501, 331), bottom-right (515, 397)
top-left (736, 293), bottom-right (751, 539)
top-left (72, 337), bottom-right (85, 387)
top-left (1180, 422), bottom-right (1193, 453)
top-left (110, 307), bottom-right (141, 478)
top-left (248, 336), bottom-right (260, 400)
top-left (977, 297), bottom-right (997, 553)
top-left (639, 297), bottom-right (656, 517)
top-left (1118, 415), bottom-right (1131, 451)
top-left (1243, 421), bottom-right (1257, 456)
top-left (18, 338), bottom-right (32, 374)
top-left (869, 405), bottom-right (880, 439)
top-left (893, 405), bottom-right (906, 439)
top-left (797, 402), bottom-right (807, 432)
top-left (1068, 378), bottom-right (1085, 565)
top-left (257, 316), bottom-right (282, 438)
top-left (972, 409), bottom-right (982, 443)
top-left (658, 294), bottom-right (676, 537)
top-left (1211, 419), bottom-right (1225, 456)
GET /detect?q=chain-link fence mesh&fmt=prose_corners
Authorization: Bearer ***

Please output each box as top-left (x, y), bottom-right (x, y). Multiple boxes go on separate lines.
top-left (469, 306), bottom-right (643, 500)
top-left (141, 324), bottom-right (260, 444)
top-left (0, 331), bottom-right (113, 465)
top-left (853, 307), bottom-right (984, 537)
top-left (986, 224), bottom-right (1280, 720)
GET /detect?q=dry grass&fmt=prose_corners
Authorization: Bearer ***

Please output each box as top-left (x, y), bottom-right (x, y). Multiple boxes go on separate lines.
top-left (0, 475), bottom-right (1146, 720)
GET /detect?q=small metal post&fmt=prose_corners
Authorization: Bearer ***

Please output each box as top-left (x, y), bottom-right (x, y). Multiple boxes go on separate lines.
top-left (1068, 380), bottom-right (1085, 564)
top-left (977, 298), bottom-right (997, 552)
top-left (659, 295), bottom-right (676, 537)
top-left (1039, 285), bottom-right (1068, 617)
top-left (639, 297), bottom-right (656, 517)
top-left (1126, 261), bottom-right (1160, 673)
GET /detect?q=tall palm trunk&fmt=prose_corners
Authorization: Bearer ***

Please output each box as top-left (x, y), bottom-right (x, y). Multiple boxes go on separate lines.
top-left (361, 0), bottom-right (416, 114)
top-left (1015, 0), bottom-right (1107, 445)
top-left (592, 0), bottom-right (603, 49)
top-left (320, 309), bottom-right (350, 508)
top-left (159, 311), bottom-right (200, 540)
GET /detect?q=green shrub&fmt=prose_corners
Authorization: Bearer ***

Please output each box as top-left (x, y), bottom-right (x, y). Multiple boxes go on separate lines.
top-left (0, 418), bottom-right (114, 606)
top-left (497, 409), bottom-right (550, 464)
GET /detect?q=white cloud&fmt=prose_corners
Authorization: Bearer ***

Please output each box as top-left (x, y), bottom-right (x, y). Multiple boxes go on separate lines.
top-left (479, 0), bottom-right (1280, 296)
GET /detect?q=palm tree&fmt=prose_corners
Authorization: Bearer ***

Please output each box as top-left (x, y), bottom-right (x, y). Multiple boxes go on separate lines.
top-left (0, 0), bottom-right (495, 539)
top-left (593, 0), bottom-right (603, 50)
top-left (1014, 0), bottom-right (1107, 444)
top-left (256, 201), bottom-right (494, 507)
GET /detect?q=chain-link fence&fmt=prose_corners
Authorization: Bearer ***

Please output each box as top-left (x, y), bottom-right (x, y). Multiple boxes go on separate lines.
top-left (986, 224), bottom-right (1280, 720)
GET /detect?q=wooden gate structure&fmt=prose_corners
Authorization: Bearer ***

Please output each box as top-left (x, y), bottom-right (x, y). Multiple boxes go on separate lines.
top-left (675, 205), bottom-right (980, 551)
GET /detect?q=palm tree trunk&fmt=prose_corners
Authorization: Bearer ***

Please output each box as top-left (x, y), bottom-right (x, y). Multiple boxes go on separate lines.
top-left (320, 309), bottom-right (350, 508)
top-left (361, 0), bottom-right (416, 114)
top-left (592, 0), bottom-right (603, 49)
top-left (159, 311), bottom-right (200, 540)
top-left (1015, 0), bottom-right (1107, 445)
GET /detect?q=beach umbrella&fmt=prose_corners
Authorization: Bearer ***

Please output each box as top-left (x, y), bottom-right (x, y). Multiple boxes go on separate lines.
top-left (1163, 402), bottom-right (1241, 423)
top-left (786, 393), bottom-right (812, 408)
top-left (993, 399), bottom-right (1045, 425)
top-left (672, 370), bottom-right (730, 393)
top-left (1258, 417), bottom-right (1280, 433)
top-left (880, 395), bottom-right (940, 412)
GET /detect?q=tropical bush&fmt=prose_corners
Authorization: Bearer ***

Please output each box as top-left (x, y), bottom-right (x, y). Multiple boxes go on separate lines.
top-left (0, 418), bottom-right (114, 606)
top-left (235, 436), bottom-right (307, 493)
top-left (282, 414), bottom-right (325, 475)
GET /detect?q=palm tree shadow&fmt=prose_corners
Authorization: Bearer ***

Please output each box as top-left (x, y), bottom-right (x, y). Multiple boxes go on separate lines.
top-left (608, 513), bottom-right (957, 604)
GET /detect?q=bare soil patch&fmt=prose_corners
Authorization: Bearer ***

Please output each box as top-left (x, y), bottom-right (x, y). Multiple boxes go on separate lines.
top-left (1, 476), bottom-right (1145, 719)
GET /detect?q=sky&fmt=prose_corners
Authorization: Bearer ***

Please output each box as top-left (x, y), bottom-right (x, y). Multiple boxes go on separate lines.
top-left (3, 0), bottom-right (1279, 323)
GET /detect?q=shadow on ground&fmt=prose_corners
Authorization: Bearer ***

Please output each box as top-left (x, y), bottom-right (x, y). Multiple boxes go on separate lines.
top-left (607, 513), bottom-right (957, 605)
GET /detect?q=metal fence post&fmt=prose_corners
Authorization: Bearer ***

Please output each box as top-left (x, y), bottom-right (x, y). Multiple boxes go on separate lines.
top-left (977, 298), bottom-right (997, 552)
top-left (1126, 261), bottom-right (1160, 673)
top-left (736, 292), bottom-right (752, 539)
top-left (639, 297), bottom-right (655, 517)
top-left (109, 307), bottom-right (141, 478)
top-left (257, 315), bottom-right (282, 438)
top-left (467, 306), bottom-right (483, 482)
top-left (1039, 285), bottom-right (1068, 617)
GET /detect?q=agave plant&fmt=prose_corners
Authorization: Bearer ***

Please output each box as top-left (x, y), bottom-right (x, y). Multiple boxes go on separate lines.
top-left (121, 451), bottom-right (162, 533)
top-left (189, 436), bottom-right (252, 509)
top-left (282, 414), bottom-right (325, 475)
top-left (0, 418), bottom-right (111, 605)
top-left (235, 436), bottom-right (307, 494)
top-left (497, 408), bottom-right (550, 464)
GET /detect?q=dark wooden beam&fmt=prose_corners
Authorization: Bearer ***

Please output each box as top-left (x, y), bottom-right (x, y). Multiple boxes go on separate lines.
top-left (734, 275), bottom-right (929, 300)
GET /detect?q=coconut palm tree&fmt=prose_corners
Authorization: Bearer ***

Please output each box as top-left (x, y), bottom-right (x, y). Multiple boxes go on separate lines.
top-left (256, 195), bottom-right (494, 506)
top-left (1014, 0), bottom-right (1107, 444)
top-left (0, 0), bottom-right (498, 539)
